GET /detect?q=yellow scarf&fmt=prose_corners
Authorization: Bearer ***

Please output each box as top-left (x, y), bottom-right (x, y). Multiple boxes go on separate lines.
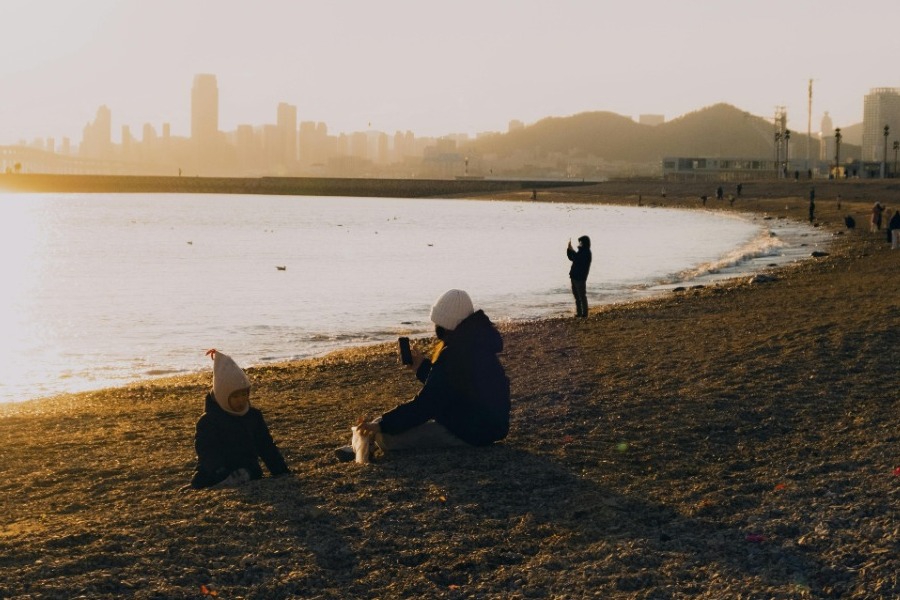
top-left (431, 341), bottom-right (446, 363)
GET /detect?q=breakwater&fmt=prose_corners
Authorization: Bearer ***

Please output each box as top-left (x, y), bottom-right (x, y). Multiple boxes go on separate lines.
top-left (0, 174), bottom-right (591, 197)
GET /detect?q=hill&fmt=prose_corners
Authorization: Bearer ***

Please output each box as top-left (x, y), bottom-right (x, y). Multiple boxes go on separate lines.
top-left (464, 103), bottom-right (862, 163)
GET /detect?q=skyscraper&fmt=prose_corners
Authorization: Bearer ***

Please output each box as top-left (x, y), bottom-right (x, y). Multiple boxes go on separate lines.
top-left (862, 88), bottom-right (900, 162)
top-left (191, 74), bottom-right (220, 173)
top-left (80, 105), bottom-right (112, 159)
top-left (276, 102), bottom-right (298, 170)
top-left (819, 111), bottom-right (834, 162)
top-left (191, 74), bottom-right (219, 145)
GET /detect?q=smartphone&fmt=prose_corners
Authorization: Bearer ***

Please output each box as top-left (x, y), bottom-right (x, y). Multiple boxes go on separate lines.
top-left (398, 336), bottom-right (412, 365)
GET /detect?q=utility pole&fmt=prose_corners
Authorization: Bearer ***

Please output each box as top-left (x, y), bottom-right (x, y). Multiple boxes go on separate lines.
top-left (807, 79), bottom-right (813, 175)
top-left (893, 140), bottom-right (898, 177)
top-left (774, 106), bottom-right (787, 178)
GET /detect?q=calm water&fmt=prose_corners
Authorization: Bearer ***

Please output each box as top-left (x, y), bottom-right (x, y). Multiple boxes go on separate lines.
top-left (0, 193), bottom-right (827, 403)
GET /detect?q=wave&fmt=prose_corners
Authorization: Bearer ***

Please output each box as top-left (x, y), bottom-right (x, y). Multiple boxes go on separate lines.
top-left (676, 228), bottom-right (787, 280)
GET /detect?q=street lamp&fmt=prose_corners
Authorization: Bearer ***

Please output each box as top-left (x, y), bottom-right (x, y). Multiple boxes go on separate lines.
top-left (834, 128), bottom-right (842, 178)
top-left (883, 125), bottom-right (890, 178)
top-left (774, 131), bottom-right (781, 178)
top-left (784, 129), bottom-right (791, 177)
top-left (893, 140), bottom-right (899, 177)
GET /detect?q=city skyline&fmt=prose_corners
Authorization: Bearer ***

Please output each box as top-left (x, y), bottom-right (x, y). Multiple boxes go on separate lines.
top-left (2, 0), bottom-right (899, 148)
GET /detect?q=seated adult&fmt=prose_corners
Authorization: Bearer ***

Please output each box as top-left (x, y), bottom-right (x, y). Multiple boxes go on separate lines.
top-left (338, 289), bottom-right (510, 460)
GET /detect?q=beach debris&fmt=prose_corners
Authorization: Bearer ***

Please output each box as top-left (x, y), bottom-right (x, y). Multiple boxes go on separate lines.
top-left (187, 241), bottom-right (192, 245)
top-left (774, 483), bottom-right (786, 491)
top-left (745, 533), bottom-right (766, 543)
top-left (276, 265), bottom-right (286, 271)
top-left (811, 251), bottom-right (829, 257)
top-left (893, 466), bottom-right (900, 476)
top-left (672, 286), bottom-right (686, 293)
top-left (562, 435), bottom-right (575, 445)
top-left (200, 584), bottom-right (218, 596)
top-left (616, 442), bottom-right (629, 452)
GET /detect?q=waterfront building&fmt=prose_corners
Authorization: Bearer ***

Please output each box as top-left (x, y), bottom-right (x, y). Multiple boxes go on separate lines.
top-left (861, 88), bottom-right (900, 163)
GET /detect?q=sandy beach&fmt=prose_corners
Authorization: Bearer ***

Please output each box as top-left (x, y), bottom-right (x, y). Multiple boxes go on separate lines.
top-left (2, 180), bottom-right (899, 599)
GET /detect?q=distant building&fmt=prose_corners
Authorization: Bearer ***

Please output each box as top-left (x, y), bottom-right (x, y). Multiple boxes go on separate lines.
top-left (276, 102), bottom-right (298, 171)
top-left (191, 74), bottom-right (219, 143)
top-left (819, 111), bottom-right (835, 162)
top-left (862, 87), bottom-right (900, 163)
top-left (191, 74), bottom-right (220, 173)
top-left (80, 105), bottom-right (112, 159)
top-left (662, 156), bottom-right (780, 181)
top-left (639, 114), bottom-right (665, 126)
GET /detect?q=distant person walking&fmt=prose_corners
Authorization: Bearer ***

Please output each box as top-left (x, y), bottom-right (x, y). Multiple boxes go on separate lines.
top-left (871, 202), bottom-right (885, 232)
top-left (567, 236), bottom-right (592, 318)
top-left (736, 183), bottom-right (743, 197)
top-left (716, 186), bottom-right (724, 201)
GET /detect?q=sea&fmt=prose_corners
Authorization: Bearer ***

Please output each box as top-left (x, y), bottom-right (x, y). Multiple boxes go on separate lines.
top-left (0, 193), bottom-right (829, 404)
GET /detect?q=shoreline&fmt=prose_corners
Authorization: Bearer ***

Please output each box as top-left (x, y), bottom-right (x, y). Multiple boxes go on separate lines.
top-left (2, 181), bottom-right (899, 598)
top-left (1, 188), bottom-right (830, 406)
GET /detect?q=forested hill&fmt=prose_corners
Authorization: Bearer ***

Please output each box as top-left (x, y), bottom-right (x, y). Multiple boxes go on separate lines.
top-left (464, 103), bottom-right (861, 162)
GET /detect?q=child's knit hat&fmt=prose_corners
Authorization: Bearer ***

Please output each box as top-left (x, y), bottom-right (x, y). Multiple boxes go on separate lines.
top-left (208, 349), bottom-right (251, 416)
top-left (429, 289), bottom-right (474, 331)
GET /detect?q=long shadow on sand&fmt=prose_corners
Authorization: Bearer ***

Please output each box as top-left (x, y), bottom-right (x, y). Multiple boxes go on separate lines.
top-left (328, 445), bottom-right (842, 597)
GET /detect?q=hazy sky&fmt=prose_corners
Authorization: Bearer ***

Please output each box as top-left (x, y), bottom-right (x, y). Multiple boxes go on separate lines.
top-left (1, 0), bottom-right (897, 145)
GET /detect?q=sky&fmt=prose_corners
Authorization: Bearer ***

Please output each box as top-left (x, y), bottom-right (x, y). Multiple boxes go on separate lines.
top-left (1, 0), bottom-right (898, 146)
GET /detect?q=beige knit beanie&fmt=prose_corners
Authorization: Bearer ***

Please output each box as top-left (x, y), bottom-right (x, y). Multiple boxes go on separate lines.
top-left (429, 289), bottom-right (475, 331)
top-left (208, 349), bottom-right (251, 416)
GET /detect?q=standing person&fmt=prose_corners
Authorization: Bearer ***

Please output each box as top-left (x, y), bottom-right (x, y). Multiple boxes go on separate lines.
top-left (716, 186), bottom-right (724, 201)
top-left (736, 183), bottom-right (743, 197)
top-left (190, 349), bottom-right (290, 489)
top-left (809, 187), bottom-right (816, 223)
top-left (567, 235), bottom-right (592, 318)
top-left (340, 289), bottom-right (510, 460)
top-left (887, 209), bottom-right (900, 247)
top-left (872, 202), bottom-right (885, 232)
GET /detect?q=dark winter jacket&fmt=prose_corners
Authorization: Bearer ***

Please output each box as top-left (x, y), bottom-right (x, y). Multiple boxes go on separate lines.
top-left (191, 393), bottom-right (290, 488)
top-left (567, 245), bottom-right (592, 281)
top-left (379, 310), bottom-right (510, 446)
top-left (888, 211), bottom-right (900, 242)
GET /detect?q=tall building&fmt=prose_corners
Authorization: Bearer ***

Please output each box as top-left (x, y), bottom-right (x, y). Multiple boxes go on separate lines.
top-left (191, 74), bottom-right (219, 143)
top-left (819, 111), bottom-right (834, 161)
top-left (276, 102), bottom-right (298, 171)
top-left (862, 87), bottom-right (900, 162)
top-left (80, 105), bottom-right (112, 159)
top-left (191, 74), bottom-right (221, 173)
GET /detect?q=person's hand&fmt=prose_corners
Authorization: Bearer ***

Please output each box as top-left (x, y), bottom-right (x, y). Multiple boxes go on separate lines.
top-left (567, 239), bottom-right (573, 249)
top-left (356, 419), bottom-right (381, 437)
top-left (407, 348), bottom-right (425, 372)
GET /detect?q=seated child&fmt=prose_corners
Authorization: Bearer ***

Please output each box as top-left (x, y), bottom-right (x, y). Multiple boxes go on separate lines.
top-left (190, 349), bottom-right (290, 489)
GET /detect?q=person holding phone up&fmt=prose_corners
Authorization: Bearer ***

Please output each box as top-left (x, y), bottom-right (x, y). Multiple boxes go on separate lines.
top-left (336, 289), bottom-right (510, 461)
top-left (567, 235), bottom-right (592, 318)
